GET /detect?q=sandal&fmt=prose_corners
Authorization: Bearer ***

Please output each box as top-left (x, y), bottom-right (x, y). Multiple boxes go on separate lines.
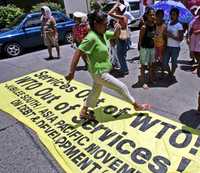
top-left (134, 103), bottom-right (151, 111)
top-left (192, 69), bottom-right (197, 74)
top-left (142, 84), bottom-right (149, 90)
top-left (80, 110), bottom-right (96, 121)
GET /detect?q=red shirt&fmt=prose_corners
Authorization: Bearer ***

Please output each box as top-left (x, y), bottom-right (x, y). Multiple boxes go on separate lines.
top-left (72, 23), bottom-right (89, 43)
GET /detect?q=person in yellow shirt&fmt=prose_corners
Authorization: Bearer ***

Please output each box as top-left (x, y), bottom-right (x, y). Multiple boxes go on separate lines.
top-left (154, 9), bottom-right (167, 77)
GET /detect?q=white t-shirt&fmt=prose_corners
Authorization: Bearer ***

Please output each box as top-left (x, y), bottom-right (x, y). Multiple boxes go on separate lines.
top-left (124, 11), bottom-right (135, 24)
top-left (167, 22), bottom-right (183, 47)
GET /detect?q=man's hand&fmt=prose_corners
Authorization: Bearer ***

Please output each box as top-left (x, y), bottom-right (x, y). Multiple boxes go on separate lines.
top-left (65, 73), bottom-right (74, 82)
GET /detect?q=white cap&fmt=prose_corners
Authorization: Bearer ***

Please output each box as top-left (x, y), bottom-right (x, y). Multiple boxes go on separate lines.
top-left (73, 11), bottom-right (87, 18)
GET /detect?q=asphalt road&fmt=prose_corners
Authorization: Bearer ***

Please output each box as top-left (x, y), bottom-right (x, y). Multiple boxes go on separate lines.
top-left (0, 31), bottom-right (199, 172)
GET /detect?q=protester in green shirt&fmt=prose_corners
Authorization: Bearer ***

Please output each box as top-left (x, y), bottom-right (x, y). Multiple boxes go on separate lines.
top-left (65, 11), bottom-right (150, 120)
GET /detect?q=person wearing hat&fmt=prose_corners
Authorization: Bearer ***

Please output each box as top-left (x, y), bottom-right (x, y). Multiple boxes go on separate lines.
top-left (72, 11), bottom-right (89, 69)
top-left (72, 12), bottom-right (89, 47)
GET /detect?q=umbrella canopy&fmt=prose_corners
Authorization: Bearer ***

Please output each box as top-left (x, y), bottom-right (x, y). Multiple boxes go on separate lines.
top-left (152, 0), bottom-right (194, 23)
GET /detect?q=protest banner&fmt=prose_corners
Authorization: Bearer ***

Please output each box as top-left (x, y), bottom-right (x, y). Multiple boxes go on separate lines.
top-left (0, 69), bottom-right (200, 173)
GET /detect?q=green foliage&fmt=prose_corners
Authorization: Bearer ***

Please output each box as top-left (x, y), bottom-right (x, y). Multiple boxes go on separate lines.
top-left (90, 0), bottom-right (96, 7)
top-left (90, 0), bottom-right (101, 11)
top-left (0, 5), bottom-right (24, 28)
top-left (31, 2), bottom-right (64, 12)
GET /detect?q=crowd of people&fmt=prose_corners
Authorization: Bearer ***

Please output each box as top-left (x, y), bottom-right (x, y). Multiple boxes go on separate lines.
top-left (40, 1), bottom-right (200, 120)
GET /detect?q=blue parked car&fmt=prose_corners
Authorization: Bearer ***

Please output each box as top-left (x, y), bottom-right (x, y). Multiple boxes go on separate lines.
top-left (0, 11), bottom-right (75, 57)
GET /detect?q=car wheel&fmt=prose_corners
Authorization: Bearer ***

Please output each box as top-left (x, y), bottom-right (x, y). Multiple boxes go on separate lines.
top-left (64, 32), bottom-right (73, 44)
top-left (4, 42), bottom-right (22, 57)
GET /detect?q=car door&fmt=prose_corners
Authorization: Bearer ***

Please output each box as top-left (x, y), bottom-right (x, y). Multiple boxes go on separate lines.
top-left (52, 13), bottom-right (67, 42)
top-left (52, 13), bottom-right (74, 43)
top-left (21, 14), bottom-right (43, 47)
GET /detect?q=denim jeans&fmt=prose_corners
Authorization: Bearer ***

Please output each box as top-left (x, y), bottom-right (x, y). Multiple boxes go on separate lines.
top-left (110, 44), bottom-right (120, 68)
top-left (117, 39), bottom-right (129, 73)
top-left (163, 46), bottom-right (180, 69)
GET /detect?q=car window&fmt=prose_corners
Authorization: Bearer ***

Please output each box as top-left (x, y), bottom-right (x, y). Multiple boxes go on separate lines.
top-left (129, 2), bottom-right (140, 11)
top-left (25, 15), bottom-right (41, 28)
top-left (53, 13), bottom-right (66, 23)
top-left (7, 14), bottom-right (26, 28)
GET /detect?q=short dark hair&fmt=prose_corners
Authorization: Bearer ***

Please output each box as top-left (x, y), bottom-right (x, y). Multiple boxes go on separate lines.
top-left (145, 7), bottom-right (155, 15)
top-left (143, 7), bottom-right (154, 21)
top-left (87, 11), bottom-right (107, 30)
top-left (156, 9), bottom-right (164, 17)
top-left (170, 7), bottom-right (180, 16)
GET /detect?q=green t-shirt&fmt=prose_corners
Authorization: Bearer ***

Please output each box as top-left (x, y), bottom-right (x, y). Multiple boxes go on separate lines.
top-left (78, 30), bottom-right (114, 75)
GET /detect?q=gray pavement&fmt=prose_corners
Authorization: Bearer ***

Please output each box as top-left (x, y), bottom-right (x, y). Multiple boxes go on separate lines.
top-left (0, 31), bottom-right (200, 172)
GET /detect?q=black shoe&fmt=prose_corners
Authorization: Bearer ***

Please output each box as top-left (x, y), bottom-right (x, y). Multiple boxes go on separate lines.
top-left (45, 56), bottom-right (55, 60)
top-left (169, 75), bottom-right (176, 82)
top-left (197, 68), bottom-right (200, 77)
top-left (188, 59), bottom-right (196, 65)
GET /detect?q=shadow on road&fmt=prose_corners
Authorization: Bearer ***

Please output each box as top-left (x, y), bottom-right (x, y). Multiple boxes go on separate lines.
top-left (178, 60), bottom-right (197, 73)
top-left (177, 60), bottom-right (193, 65)
top-left (0, 45), bottom-right (46, 60)
top-left (132, 73), bottom-right (177, 88)
top-left (0, 43), bottom-right (69, 60)
top-left (179, 109), bottom-right (200, 129)
top-left (76, 65), bottom-right (87, 71)
top-left (127, 56), bottom-right (140, 63)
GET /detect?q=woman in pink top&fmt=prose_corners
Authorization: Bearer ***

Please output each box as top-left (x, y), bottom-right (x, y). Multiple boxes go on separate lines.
top-left (189, 7), bottom-right (200, 76)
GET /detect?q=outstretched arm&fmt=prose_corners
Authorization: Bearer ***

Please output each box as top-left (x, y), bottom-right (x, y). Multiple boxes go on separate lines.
top-left (65, 49), bottom-right (84, 81)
